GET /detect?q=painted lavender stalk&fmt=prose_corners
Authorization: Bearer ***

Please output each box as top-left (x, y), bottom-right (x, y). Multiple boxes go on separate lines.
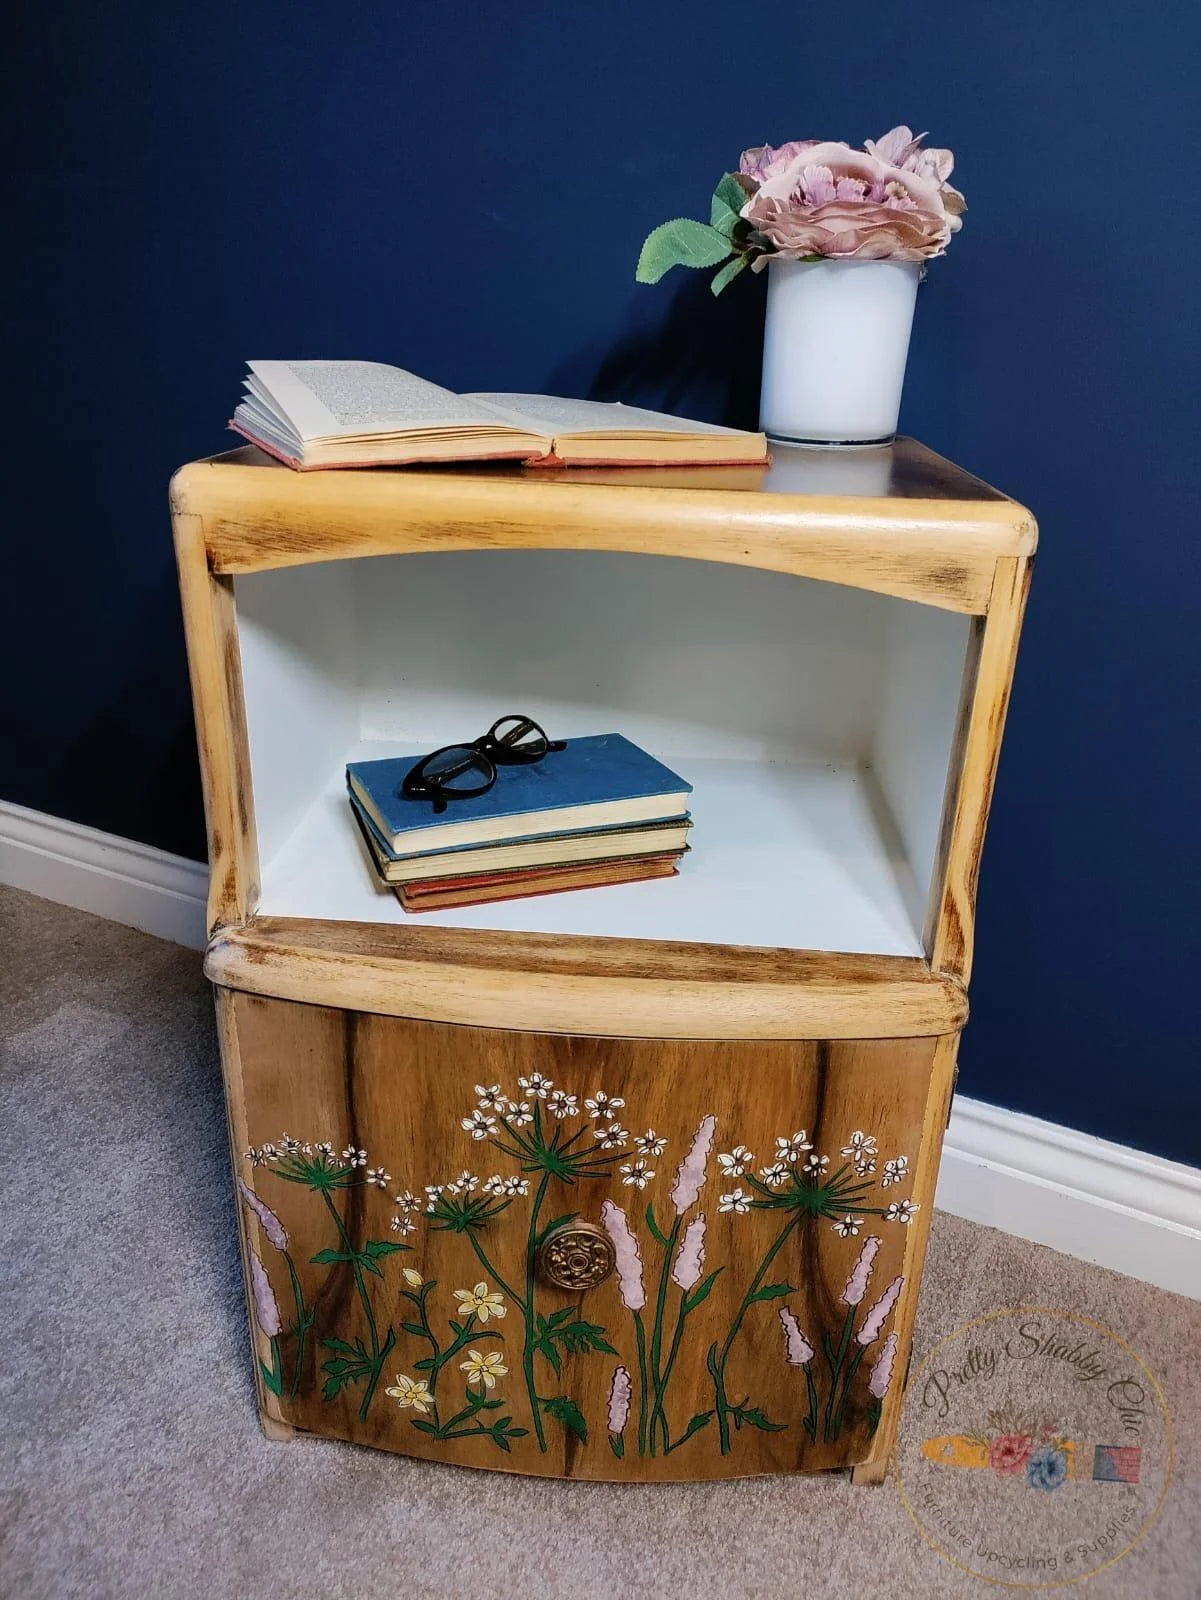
top-left (826, 1262), bottom-right (905, 1441)
top-left (672, 1215), bottom-right (707, 1293)
top-left (607, 1365), bottom-right (632, 1458)
top-left (780, 1305), bottom-right (820, 1441)
top-left (249, 1249), bottom-right (285, 1397)
top-left (670, 1116), bottom-right (716, 1215)
top-left (841, 1236), bottom-right (882, 1306)
top-left (601, 1199), bottom-right (651, 1453)
top-left (865, 1329), bottom-right (900, 1439)
top-left (239, 1179), bottom-right (311, 1400)
top-left (858, 1275), bottom-right (903, 1346)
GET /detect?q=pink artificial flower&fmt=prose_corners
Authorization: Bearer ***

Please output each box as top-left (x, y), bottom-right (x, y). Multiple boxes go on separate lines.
top-left (779, 1305), bottom-right (815, 1366)
top-left (671, 1115), bottom-right (716, 1215)
top-left (671, 1214), bottom-right (707, 1292)
top-left (857, 1274), bottom-right (904, 1346)
top-left (600, 1199), bottom-right (646, 1311)
top-left (249, 1250), bottom-right (282, 1338)
top-left (840, 1235), bottom-right (882, 1307)
top-left (607, 1366), bottom-right (632, 1436)
top-left (868, 1331), bottom-right (899, 1399)
top-left (739, 126), bottom-right (964, 262)
top-left (238, 1179), bottom-right (288, 1252)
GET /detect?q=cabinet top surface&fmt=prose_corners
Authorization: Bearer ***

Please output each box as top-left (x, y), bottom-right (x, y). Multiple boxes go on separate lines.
top-left (172, 438), bottom-right (1035, 612)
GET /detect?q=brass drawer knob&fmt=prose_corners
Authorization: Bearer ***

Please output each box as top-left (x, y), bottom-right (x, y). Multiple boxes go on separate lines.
top-left (536, 1220), bottom-right (616, 1291)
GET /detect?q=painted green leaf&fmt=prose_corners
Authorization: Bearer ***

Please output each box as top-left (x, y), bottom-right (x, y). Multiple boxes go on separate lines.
top-left (534, 1213), bottom-right (578, 1251)
top-left (748, 1282), bottom-right (796, 1303)
top-left (401, 1321), bottom-right (428, 1338)
top-left (259, 1358), bottom-right (283, 1397)
top-left (710, 253), bottom-right (750, 297)
top-left (409, 1419), bottom-right (438, 1435)
top-left (636, 219), bottom-right (733, 284)
top-left (537, 1339), bottom-right (562, 1376)
top-left (683, 1269), bottom-right (723, 1315)
top-left (362, 1239), bottom-right (409, 1259)
top-left (645, 1203), bottom-right (670, 1247)
top-left (321, 1337), bottom-right (363, 1357)
top-left (673, 1410), bottom-right (715, 1449)
top-left (310, 1248), bottom-right (350, 1265)
top-left (544, 1394), bottom-right (589, 1443)
top-left (609, 1431), bottom-right (625, 1459)
top-left (733, 1404), bottom-right (787, 1433)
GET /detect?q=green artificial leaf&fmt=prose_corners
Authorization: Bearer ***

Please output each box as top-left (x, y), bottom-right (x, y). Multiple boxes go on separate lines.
top-left (683, 1269), bottom-right (723, 1315)
top-left (310, 1248), bottom-right (350, 1266)
top-left (259, 1358), bottom-right (283, 1397)
top-left (711, 253), bottom-right (751, 297)
top-left (362, 1239), bottom-right (409, 1259)
top-left (543, 1395), bottom-right (589, 1443)
top-left (609, 1431), bottom-right (625, 1459)
top-left (732, 1404), bottom-right (787, 1433)
top-left (636, 219), bottom-right (733, 284)
top-left (748, 1282), bottom-right (796, 1304)
top-left (710, 173), bottom-right (747, 236)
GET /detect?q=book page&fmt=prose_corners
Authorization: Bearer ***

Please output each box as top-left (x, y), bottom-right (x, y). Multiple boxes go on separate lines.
top-left (466, 392), bottom-right (750, 438)
top-left (249, 360), bottom-right (530, 441)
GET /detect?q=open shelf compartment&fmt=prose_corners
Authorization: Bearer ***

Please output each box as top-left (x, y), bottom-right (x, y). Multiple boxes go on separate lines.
top-left (234, 547), bottom-right (973, 958)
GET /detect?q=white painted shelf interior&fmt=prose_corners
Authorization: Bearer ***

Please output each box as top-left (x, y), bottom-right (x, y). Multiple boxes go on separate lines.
top-left (235, 549), bottom-right (971, 956)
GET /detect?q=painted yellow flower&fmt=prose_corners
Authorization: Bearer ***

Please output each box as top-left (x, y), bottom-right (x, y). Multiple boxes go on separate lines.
top-left (460, 1349), bottom-right (509, 1389)
top-left (401, 1267), bottom-right (424, 1288)
top-left (384, 1374), bottom-right (433, 1413)
top-left (453, 1282), bottom-right (506, 1321)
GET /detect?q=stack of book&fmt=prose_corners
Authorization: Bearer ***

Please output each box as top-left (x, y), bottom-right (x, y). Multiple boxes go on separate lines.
top-left (346, 734), bottom-right (693, 912)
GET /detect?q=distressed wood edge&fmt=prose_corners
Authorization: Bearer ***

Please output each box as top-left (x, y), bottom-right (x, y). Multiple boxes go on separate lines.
top-left (929, 556), bottom-right (1033, 979)
top-left (172, 508), bottom-right (261, 931)
top-left (215, 988), bottom-right (289, 1431)
top-left (203, 922), bottom-right (968, 1040)
top-left (851, 1031), bottom-right (959, 1482)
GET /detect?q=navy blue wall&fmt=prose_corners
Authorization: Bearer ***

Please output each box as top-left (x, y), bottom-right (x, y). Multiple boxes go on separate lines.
top-left (7, 2), bottom-right (1200, 1165)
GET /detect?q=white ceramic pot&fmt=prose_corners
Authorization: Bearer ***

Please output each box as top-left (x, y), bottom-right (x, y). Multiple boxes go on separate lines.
top-left (758, 258), bottom-right (922, 445)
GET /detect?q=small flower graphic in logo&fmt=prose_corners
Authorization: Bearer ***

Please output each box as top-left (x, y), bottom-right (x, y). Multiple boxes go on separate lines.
top-left (989, 1432), bottom-right (1034, 1475)
top-left (1027, 1444), bottom-right (1070, 1491)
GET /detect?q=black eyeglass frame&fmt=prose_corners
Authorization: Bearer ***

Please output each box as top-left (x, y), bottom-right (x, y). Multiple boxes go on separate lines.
top-left (400, 714), bottom-right (567, 814)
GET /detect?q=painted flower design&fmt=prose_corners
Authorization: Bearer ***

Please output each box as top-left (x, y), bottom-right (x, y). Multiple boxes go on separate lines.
top-left (881, 1155), bottom-right (910, 1187)
top-left (868, 1331), bottom-right (899, 1399)
top-left (779, 1306), bottom-right (815, 1366)
top-left (671, 1114), bottom-right (717, 1215)
top-left (389, 1214), bottom-right (417, 1235)
top-left (547, 1090), bottom-right (579, 1119)
top-left (759, 1161), bottom-right (789, 1188)
top-left (238, 1179), bottom-right (288, 1251)
top-left (718, 1188), bottom-right (751, 1215)
top-left (518, 1073), bottom-right (553, 1100)
top-left (635, 1130), bottom-right (668, 1157)
top-left (990, 1433), bottom-right (1034, 1476)
top-left (841, 1131), bottom-right (877, 1160)
top-left (775, 1130), bottom-right (813, 1161)
top-left (340, 1147), bottom-right (367, 1167)
top-left (385, 1374), bottom-right (433, 1413)
top-left (1027, 1444), bottom-right (1070, 1491)
top-left (594, 1123), bottom-right (629, 1150)
top-left (671, 1214), bottom-right (707, 1292)
top-left (600, 1200), bottom-right (646, 1311)
top-left (857, 1274), bottom-right (903, 1345)
top-left (803, 1153), bottom-right (830, 1176)
top-left (249, 1251), bottom-right (282, 1337)
top-left (460, 1349), bottom-right (509, 1390)
top-left (585, 1091), bottom-right (625, 1120)
top-left (886, 1199), bottom-right (920, 1224)
top-left (475, 1084), bottom-right (505, 1111)
top-left (453, 1283), bottom-right (506, 1322)
top-left (453, 1171), bottom-right (478, 1193)
top-left (365, 1168), bottom-right (391, 1189)
top-left (506, 1101), bottom-right (534, 1127)
top-left (401, 1267), bottom-right (424, 1288)
top-left (717, 1145), bottom-right (754, 1178)
top-left (607, 1365), bottom-right (632, 1436)
top-left (832, 1214), bottom-right (862, 1238)
top-left (620, 1159), bottom-right (655, 1189)
top-left (841, 1236), bottom-right (881, 1306)
top-left (393, 1190), bottom-right (420, 1213)
top-left (461, 1111), bottom-right (495, 1140)
top-left (501, 1176), bottom-right (529, 1197)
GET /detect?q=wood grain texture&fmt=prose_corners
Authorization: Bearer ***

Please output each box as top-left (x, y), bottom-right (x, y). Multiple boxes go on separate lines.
top-left (172, 511), bottom-right (260, 931)
top-left (171, 445), bottom-right (1036, 614)
top-left (226, 991), bottom-right (942, 1481)
top-left (928, 556), bottom-right (1034, 979)
top-left (205, 917), bottom-right (968, 1041)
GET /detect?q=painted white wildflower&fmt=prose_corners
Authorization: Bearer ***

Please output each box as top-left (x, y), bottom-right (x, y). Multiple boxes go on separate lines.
top-left (424, 1183), bottom-right (444, 1213)
top-left (803, 1153), bottom-right (830, 1176)
top-left (881, 1155), bottom-right (910, 1188)
top-left (832, 1215), bottom-right (862, 1238)
top-left (453, 1283), bottom-right (506, 1321)
top-left (475, 1084), bottom-right (505, 1111)
top-left (454, 1171), bottom-right (479, 1193)
top-left (855, 1155), bottom-right (878, 1176)
top-left (759, 1162), bottom-right (790, 1188)
top-left (506, 1100), bottom-right (534, 1127)
top-left (366, 1168), bottom-right (392, 1189)
top-left (393, 1190), bottom-right (420, 1213)
top-left (547, 1089), bottom-right (579, 1119)
top-left (717, 1144), bottom-right (754, 1178)
top-left (635, 1130), bottom-right (668, 1157)
top-left (401, 1267), bottom-right (424, 1288)
top-left (619, 1159), bottom-right (655, 1190)
top-left (244, 1147), bottom-right (265, 1166)
top-left (840, 1131), bottom-right (877, 1160)
top-left (462, 1110), bottom-right (496, 1140)
top-left (885, 1199), bottom-right (919, 1224)
top-left (315, 1141), bottom-right (334, 1157)
top-left (502, 1176), bottom-right (530, 1197)
top-left (384, 1374), bottom-right (433, 1413)
top-left (593, 1123), bottom-right (629, 1150)
top-left (718, 1188), bottom-right (751, 1215)
top-left (775, 1131), bottom-right (813, 1161)
top-left (279, 1134), bottom-right (303, 1154)
top-left (460, 1349), bottom-right (509, 1389)
top-left (481, 1175), bottom-right (505, 1195)
top-left (340, 1146), bottom-right (367, 1167)
top-left (390, 1214), bottom-right (416, 1236)
top-left (518, 1073), bottom-right (553, 1099)
top-left (585, 1091), bottom-right (625, 1119)
top-left (260, 1143), bottom-right (280, 1163)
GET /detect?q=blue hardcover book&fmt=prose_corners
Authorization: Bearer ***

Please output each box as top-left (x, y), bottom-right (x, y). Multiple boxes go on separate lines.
top-left (346, 734), bottom-right (693, 855)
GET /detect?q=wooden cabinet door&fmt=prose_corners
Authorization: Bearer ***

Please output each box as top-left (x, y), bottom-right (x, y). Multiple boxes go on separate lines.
top-left (223, 992), bottom-right (941, 1481)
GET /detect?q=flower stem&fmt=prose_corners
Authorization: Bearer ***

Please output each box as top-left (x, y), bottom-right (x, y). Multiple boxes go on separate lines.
top-left (830, 1344), bottom-right (866, 1441)
top-left (634, 1312), bottom-right (650, 1457)
top-left (319, 1188), bottom-right (385, 1423)
top-left (648, 1216), bottom-right (682, 1456)
top-left (522, 1172), bottom-right (552, 1452)
top-left (823, 1305), bottom-right (856, 1442)
top-left (283, 1251), bottom-right (309, 1400)
top-left (712, 1211), bottom-right (803, 1453)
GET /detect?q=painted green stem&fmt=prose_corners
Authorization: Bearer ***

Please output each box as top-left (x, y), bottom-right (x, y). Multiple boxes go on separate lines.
top-left (647, 1215), bottom-right (682, 1456)
top-left (634, 1312), bottom-right (650, 1457)
top-left (320, 1189), bottom-right (387, 1423)
top-left (712, 1211), bottom-right (803, 1453)
top-left (283, 1251), bottom-right (309, 1400)
top-left (522, 1171), bottom-right (552, 1451)
top-left (830, 1344), bottom-right (867, 1441)
top-left (823, 1305), bottom-right (856, 1442)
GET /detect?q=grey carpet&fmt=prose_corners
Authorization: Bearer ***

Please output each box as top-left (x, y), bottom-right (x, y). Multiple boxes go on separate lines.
top-left (1, 885), bottom-right (1198, 1600)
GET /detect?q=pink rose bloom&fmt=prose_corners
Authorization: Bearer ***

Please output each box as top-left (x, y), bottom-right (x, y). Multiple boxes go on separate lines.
top-left (738, 126), bottom-right (964, 263)
top-left (990, 1433), bottom-right (1034, 1475)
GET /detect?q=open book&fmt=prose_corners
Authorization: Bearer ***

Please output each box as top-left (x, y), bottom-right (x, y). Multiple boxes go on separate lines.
top-left (231, 360), bottom-right (767, 470)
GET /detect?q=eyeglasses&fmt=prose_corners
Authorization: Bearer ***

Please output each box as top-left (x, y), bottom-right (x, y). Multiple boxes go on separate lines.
top-left (401, 715), bottom-right (567, 814)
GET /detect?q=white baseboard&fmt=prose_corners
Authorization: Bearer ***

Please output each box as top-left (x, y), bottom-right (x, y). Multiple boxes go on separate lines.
top-left (0, 799), bottom-right (208, 951)
top-left (3, 801), bottom-right (1198, 1299)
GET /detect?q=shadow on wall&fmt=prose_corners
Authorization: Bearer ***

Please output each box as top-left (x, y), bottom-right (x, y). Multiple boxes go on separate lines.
top-left (548, 268), bottom-right (769, 430)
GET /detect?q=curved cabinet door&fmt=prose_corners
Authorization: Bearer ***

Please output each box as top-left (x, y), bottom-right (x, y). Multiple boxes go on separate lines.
top-left (222, 991), bottom-right (944, 1481)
